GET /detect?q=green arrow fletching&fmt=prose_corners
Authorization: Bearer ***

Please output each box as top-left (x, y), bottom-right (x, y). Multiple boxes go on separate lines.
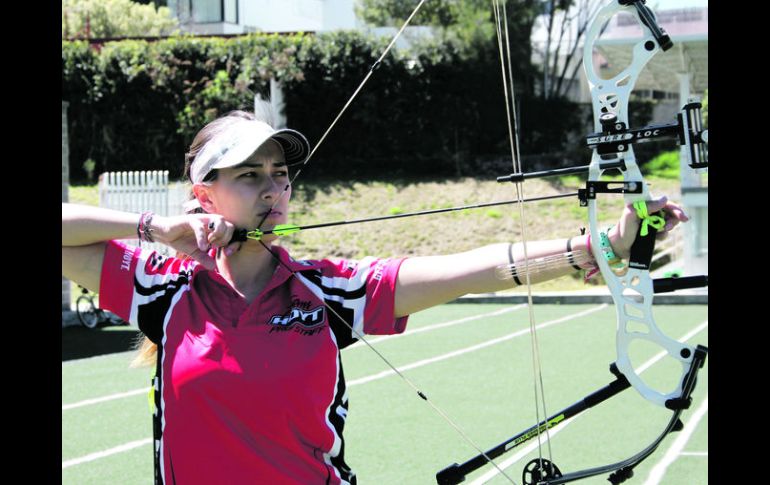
top-left (271, 224), bottom-right (302, 236)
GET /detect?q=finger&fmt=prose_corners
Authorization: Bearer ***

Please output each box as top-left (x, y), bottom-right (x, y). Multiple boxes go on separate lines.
top-left (192, 220), bottom-right (211, 252)
top-left (222, 223), bottom-right (235, 248)
top-left (206, 219), bottom-right (223, 245)
top-left (664, 202), bottom-right (689, 222)
top-left (661, 219), bottom-right (676, 232)
top-left (223, 241), bottom-right (242, 257)
top-left (207, 218), bottom-right (235, 249)
top-left (644, 196), bottom-right (669, 214)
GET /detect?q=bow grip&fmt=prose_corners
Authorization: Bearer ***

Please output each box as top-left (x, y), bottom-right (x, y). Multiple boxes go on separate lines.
top-left (627, 210), bottom-right (661, 270)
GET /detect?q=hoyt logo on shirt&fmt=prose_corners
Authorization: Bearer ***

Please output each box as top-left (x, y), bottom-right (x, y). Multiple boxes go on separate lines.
top-left (268, 305), bottom-right (326, 335)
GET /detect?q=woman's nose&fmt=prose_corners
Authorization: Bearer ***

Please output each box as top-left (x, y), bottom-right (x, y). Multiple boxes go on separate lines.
top-left (261, 176), bottom-right (282, 200)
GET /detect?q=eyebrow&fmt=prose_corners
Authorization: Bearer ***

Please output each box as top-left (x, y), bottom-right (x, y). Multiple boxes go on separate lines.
top-left (234, 161), bottom-right (288, 169)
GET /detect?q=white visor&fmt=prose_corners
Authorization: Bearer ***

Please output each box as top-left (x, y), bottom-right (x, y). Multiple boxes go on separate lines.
top-left (190, 118), bottom-right (310, 184)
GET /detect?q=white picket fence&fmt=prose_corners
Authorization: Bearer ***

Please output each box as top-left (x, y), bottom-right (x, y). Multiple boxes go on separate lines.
top-left (99, 170), bottom-right (169, 214)
top-left (98, 171), bottom-right (186, 255)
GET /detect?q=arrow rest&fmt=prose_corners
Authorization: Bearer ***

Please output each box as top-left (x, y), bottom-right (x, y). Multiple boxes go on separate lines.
top-left (578, 180), bottom-right (643, 206)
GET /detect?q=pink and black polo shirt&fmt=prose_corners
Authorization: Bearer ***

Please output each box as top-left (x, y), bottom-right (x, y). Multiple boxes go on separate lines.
top-left (100, 240), bottom-right (409, 485)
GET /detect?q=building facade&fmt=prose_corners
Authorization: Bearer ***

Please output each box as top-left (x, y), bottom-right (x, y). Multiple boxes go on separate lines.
top-left (166, 0), bottom-right (359, 34)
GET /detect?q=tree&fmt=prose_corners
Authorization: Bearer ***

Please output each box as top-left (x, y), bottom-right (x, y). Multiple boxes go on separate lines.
top-left (358, 0), bottom-right (542, 53)
top-left (62, 0), bottom-right (178, 39)
top-left (536, 0), bottom-right (603, 100)
top-left (355, 0), bottom-right (584, 157)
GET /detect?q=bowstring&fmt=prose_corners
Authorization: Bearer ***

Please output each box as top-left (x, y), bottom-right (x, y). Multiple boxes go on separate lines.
top-left (254, 1), bottom-right (430, 232)
top-left (257, 239), bottom-right (518, 483)
top-left (492, 0), bottom-right (555, 477)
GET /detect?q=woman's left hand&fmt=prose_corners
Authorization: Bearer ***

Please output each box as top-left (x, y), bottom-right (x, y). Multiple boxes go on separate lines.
top-left (608, 196), bottom-right (690, 259)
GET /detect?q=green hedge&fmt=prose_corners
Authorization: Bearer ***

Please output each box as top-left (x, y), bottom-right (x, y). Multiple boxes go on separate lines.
top-left (63, 32), bottom-right (589, 182)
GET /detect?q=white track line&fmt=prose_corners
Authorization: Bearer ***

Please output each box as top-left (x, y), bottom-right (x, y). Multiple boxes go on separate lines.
top-left (347, 304), bottom-right (527, 348)
top-left (348, 305), bottom-right (608, 386)
top-left (62, 305), bottom-right (528, 411)
top-left (63, 304), bottom-right (606, 468)
top-left (62, 438), bottom-right (152, 469)
top-left (62, 388), bottom-right (149, 411)
top-left (642, 396), bottom-right (709, 485)
top-left (470, 320), bottom-right (708, 484)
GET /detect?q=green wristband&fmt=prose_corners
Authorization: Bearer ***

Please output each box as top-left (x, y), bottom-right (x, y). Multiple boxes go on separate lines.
top-left (599, 230), bottom-right (622, 266)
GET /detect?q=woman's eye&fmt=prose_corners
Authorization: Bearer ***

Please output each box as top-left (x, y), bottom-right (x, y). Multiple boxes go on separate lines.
top-left (239, 171), bottom-right (258, 178)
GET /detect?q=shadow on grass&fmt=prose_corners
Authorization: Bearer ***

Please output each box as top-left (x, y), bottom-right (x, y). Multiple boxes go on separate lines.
top-left (62, 325), bottom-right (142, 362)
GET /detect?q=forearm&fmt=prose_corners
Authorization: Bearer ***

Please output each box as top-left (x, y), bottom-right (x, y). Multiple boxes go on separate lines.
top-left (505, 235), bottom-right (592, 286)
top-left (62, 203), bottom-right (141, 247)
top-left (395, 236), bottom-right (592, 316)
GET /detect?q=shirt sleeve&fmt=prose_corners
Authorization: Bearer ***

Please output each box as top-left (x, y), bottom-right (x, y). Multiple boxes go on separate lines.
top-left (321, 255), bottom-right (409, 339)
top-left (360, 256), bottom-right (409, 336)
top-left (99, 240), bottom-right (196, 343)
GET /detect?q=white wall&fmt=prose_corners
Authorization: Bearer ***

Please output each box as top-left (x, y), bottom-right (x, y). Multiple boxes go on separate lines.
top-left (241, 0), bottom-right (318, 32)
top-left (322, 0), bottom-right (358, 30)
top-left (238, 0), bottom-right (358, 33)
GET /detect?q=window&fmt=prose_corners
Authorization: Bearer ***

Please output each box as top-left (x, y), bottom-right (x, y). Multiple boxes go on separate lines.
top-left (192, 0), bottom-right (221, 23)
top-left (169, 0), bottom-right (238, 24)
top-left (224, 0), bottom-right (237, 23)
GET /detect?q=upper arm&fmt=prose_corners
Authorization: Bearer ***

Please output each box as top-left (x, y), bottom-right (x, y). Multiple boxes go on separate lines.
top-left (62, 242), bottom-right (107, 293)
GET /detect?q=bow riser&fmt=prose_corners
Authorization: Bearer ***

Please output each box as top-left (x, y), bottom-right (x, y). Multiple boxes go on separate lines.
top-left (584, 0), bottom-right (698, 409)
top-left (583, 2), bottom-right (660, 134)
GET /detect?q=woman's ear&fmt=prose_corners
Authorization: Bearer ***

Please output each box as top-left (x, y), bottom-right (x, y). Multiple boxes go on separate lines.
top-left (192, 183), bottom-right (216, 213)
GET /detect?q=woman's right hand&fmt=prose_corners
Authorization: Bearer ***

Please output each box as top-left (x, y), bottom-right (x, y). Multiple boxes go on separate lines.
top-left (154, 214), bottom-right (239, 270)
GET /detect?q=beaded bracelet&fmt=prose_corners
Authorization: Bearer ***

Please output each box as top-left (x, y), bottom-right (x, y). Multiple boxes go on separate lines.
top-left (138, 211), bottom-right (155, 243)
top-left (584, 228), bottom-right (626, 281)
top-left (600, 226), bottom-right (626, 272)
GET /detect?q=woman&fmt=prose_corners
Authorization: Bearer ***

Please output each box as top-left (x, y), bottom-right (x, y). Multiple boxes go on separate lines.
top-left (61, 108), bottom-right (688, 484)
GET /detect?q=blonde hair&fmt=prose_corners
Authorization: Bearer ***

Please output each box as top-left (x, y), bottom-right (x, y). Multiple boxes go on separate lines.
top-left (130, 102), bottom-right (277, 368)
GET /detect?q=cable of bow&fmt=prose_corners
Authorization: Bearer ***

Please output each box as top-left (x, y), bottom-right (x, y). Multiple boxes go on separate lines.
top-left (492, 1), bottom-right (555, 482)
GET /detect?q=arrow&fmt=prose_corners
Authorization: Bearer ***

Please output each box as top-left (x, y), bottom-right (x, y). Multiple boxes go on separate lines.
top-left (230, 192), bottom-right (578, 243)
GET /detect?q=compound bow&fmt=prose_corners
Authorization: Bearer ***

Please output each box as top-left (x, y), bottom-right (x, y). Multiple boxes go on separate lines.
top-left (228, 1), bottom-right (708, 483)
top-left (437, 1), bottom-right (708, 484)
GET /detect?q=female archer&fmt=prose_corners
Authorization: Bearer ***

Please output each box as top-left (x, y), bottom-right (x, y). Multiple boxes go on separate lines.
top-left (61, 105), bottom-right (689, 484)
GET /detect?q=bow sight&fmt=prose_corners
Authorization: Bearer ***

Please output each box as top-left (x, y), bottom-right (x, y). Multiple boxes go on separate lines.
top-left (586, 100), bottom-right (708, 170)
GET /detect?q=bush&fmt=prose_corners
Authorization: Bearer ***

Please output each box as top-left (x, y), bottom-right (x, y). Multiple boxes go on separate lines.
top-left (62, 32), bottom-right (583, 182)
top-left (644, 150), bottom-right (680, 179)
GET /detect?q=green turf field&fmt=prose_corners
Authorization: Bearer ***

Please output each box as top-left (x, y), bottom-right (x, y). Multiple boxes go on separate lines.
top-left (62, 303), bottom-right (708, 484)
